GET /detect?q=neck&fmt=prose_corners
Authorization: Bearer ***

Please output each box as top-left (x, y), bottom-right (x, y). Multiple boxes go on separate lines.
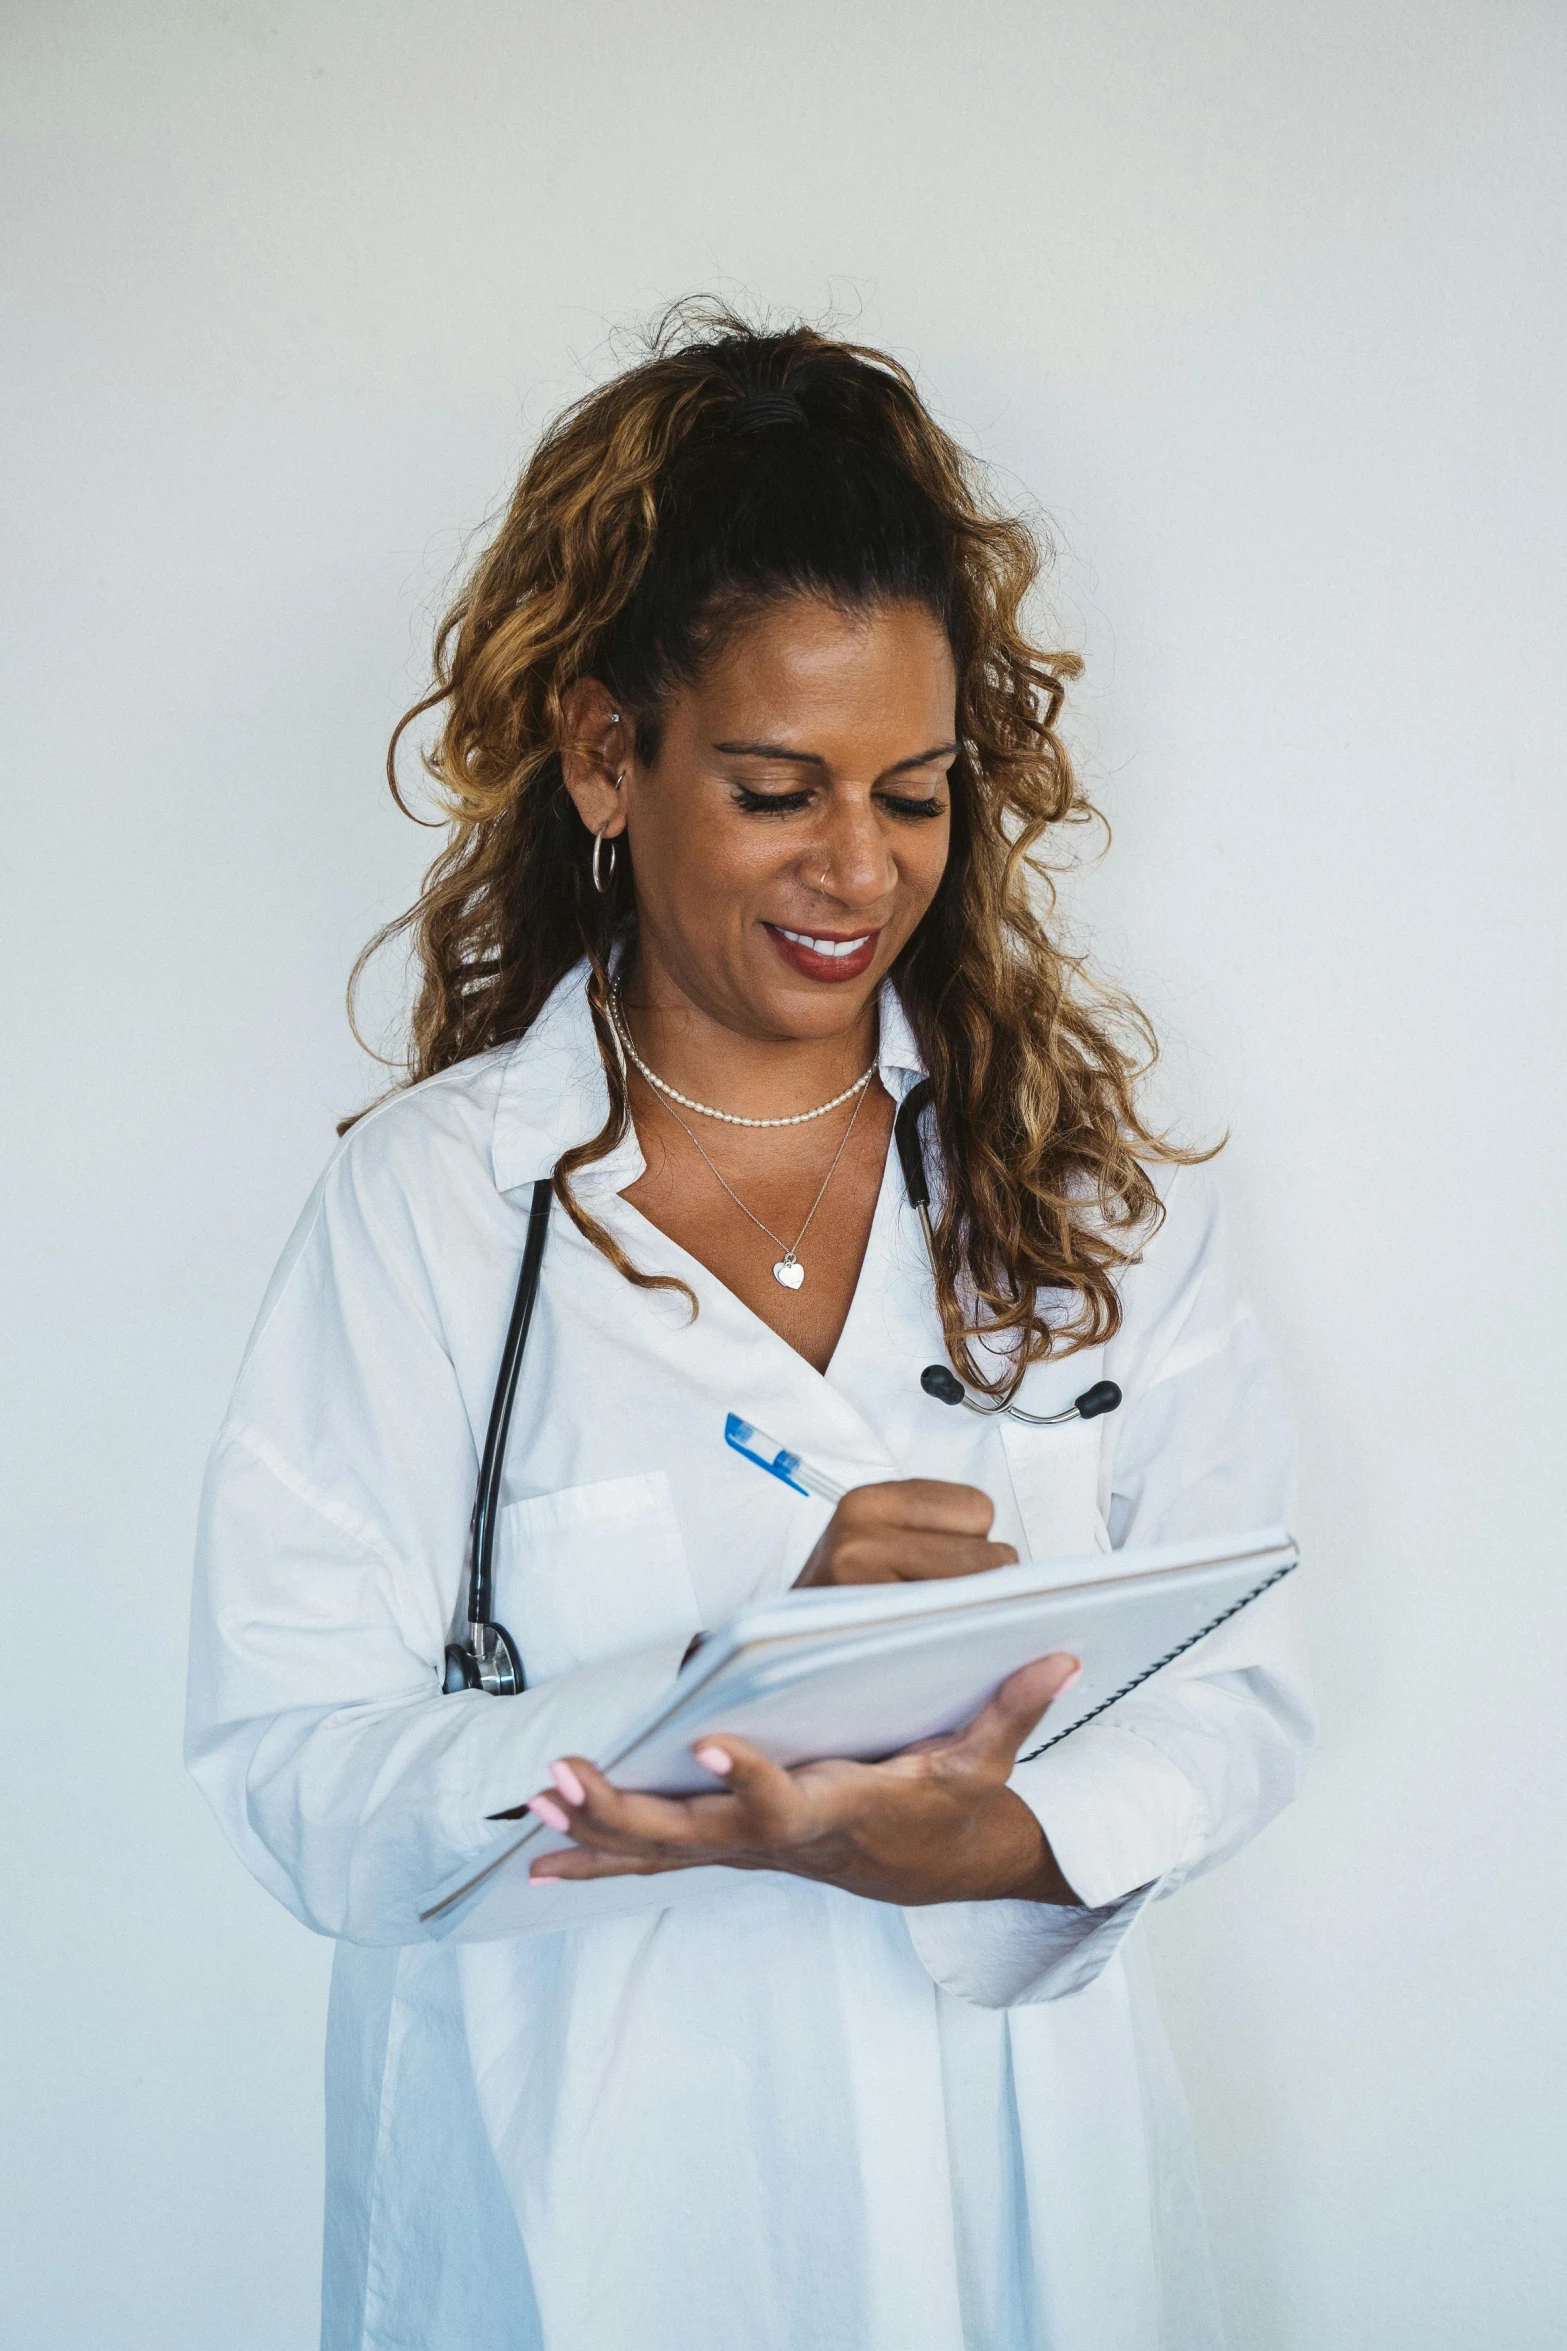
top-left (612, 955), bottom-right (878, 1124)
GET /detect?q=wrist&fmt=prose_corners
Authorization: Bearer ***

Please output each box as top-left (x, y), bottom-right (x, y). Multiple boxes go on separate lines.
top-left (988, 1788), bottom-right (1080, 1908)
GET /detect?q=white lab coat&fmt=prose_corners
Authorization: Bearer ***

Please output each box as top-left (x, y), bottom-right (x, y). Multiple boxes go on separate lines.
top-left (187, 962), bottom-right (1312, 2351)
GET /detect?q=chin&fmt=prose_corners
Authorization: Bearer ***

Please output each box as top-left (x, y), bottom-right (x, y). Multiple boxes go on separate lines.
top-left (749, 968), bottom-right (882, 1039)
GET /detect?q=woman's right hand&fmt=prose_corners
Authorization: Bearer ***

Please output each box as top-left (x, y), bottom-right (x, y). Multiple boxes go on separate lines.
top-left (793, 1479), bottom-right (1017, 1589)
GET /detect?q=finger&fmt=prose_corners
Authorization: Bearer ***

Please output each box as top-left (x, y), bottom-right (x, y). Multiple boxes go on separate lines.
top-left (835, 1479), bottom-right (998, 1536)
top-left (685, 1733), bottom-right (810, 1843)
top-left (531, 1755), bottom-right (740, 1856)
top-left (530, 1845), bottom-right (694, 1882)
top-left (819, 1530), bottom-right (1018, 1584)
top-left (948, 1654), bottom-right (1082, 1776)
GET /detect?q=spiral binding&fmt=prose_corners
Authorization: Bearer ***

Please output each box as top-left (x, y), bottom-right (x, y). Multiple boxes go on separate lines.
top-left (1016, 1558), bottom-right (1299, 1764)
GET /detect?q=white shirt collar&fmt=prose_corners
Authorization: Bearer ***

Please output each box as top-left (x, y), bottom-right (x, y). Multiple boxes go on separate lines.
top-left (491, 956), bottom-right (926, 1195)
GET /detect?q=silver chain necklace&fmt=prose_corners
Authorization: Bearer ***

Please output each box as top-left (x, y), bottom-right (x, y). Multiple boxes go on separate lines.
top-left (648, 1073), bottom-right (873, 1291)
top-left (609, 980), bottom-right (875, 1128)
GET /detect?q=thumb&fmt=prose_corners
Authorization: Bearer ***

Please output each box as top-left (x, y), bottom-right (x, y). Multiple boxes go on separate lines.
top-left (955, 1653), bottom-right (1082, 1776)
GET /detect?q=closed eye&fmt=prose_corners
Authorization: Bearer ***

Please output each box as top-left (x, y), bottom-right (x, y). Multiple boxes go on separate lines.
top-left (733, 785), bottom-right (814, 816)
top-left (730, 784), bottom-right (947, 820)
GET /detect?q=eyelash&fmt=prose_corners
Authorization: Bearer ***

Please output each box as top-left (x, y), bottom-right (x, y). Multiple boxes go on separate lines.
top-left (733, 787), bottom-right (944, 822)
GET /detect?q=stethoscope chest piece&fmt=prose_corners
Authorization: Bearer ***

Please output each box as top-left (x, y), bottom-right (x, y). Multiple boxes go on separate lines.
top-left (444, 1619), bottom-right (524, 1696)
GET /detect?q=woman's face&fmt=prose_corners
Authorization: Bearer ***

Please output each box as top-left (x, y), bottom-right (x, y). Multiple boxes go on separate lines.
top-left (570, 595), bottom-right (957, 1044)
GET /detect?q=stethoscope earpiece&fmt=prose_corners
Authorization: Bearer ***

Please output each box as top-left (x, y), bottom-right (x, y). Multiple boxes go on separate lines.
top-left (1065, 1379), bottom-right (1122, 1422)
top-left (920, 1363), bottom-right (1122, 1427)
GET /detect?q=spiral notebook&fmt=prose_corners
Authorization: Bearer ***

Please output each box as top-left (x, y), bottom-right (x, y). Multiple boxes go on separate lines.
top-left (419, 1524), bottom-right (1298, 1938)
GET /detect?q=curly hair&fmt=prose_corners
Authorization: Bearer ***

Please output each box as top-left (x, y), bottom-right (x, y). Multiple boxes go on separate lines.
top-left (349, 301), bottom-right (1199, 1400)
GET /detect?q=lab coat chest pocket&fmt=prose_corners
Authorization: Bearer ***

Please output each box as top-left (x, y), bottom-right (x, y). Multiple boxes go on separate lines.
top-left (1000, 1419), bottom-right (1109, 1565)
top-left (495, 1471), bottom-right (701, 1684)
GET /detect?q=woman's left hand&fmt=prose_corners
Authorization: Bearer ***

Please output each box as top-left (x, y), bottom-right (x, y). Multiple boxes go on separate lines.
top-left (524, 1652), bottom-right (1083, 1907)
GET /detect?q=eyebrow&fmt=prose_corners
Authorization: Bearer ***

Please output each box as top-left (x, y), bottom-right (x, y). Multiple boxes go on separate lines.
top-left (713, 739), bottom-right (958, 777)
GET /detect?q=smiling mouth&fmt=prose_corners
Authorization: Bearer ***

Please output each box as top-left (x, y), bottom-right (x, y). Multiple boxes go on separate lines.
top-left (776, 927), bottom-right (874, 959)
top-left (762, 923), bottom-right (882, 982)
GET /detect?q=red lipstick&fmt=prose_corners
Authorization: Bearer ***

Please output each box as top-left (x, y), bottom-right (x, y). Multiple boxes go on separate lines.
top-left (762, 923), bottom-right (881, 984)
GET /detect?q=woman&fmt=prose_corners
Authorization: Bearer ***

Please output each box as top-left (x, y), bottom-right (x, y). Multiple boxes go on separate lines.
top-left (187, 308), bottom-right (1311, 2351)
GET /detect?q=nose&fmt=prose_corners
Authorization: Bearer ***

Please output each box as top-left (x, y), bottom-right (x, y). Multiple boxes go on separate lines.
top-left (809, 796), bottom-right (897, 908)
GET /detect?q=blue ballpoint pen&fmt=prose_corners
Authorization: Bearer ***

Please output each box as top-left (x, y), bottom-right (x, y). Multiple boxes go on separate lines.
top-left (723, 1412), bottom-right (846, 1504)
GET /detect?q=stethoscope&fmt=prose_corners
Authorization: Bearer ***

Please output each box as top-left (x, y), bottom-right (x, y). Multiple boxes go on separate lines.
top-left (444, 1076), bottom-right (1121, 1695)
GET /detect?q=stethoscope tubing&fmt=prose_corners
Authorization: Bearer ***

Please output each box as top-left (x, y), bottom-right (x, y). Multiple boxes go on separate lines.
top-left (466, 1178), bottom-right (551, 1647)
top-left (894, 1081), bottom-right (1121, 1429)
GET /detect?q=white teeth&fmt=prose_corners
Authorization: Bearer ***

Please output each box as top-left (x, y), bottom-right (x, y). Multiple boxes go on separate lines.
top-left (777, 928), bottom-right (872, 959)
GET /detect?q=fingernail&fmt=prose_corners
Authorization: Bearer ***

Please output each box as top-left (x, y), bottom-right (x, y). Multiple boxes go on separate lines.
top-left (528, 1794), bottom-right (570, 1832)
top-left (1057, 1662), bottom-right (1082, 1694)
top-left (530, 1865), bottom-right (564, 1882)
top-left (549, 1760), bottom-right (586, 1807)
top-left (694, 1743), bottom-right (733, 1776)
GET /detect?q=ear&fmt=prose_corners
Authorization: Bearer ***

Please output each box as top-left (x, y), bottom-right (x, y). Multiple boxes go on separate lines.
top-left (560, 680), bottom-right (630, 841)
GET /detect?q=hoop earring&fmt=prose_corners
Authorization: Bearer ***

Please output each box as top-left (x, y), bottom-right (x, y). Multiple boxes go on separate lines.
top-left (592, 829), bottom-right (617, 895)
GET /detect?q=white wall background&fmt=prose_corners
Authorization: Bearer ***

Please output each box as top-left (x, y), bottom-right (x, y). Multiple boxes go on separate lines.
top-left (3, 4), bottom-right (1563, 2344)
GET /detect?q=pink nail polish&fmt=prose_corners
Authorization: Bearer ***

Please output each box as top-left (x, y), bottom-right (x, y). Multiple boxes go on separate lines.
top-left (694, 1743), bottom-right (733, 1776)
top-left (529, 1794), bottom-right (570, 1833)
top-left (549, 1760), bottom-right (586, 1807)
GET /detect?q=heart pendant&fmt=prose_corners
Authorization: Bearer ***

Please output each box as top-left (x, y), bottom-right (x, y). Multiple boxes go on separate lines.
top-left (772, 1257), bottom-right (805, 1290)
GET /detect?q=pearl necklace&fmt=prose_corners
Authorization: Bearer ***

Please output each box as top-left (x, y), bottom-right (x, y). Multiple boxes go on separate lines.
top-left (608, 981), bottom-right (876, 1129)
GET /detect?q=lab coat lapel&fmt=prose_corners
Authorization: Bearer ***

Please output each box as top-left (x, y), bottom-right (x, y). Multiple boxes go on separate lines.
top-left (490, 959), bottom-right (644, 1197)
top-left (601, 1183), bottom-right (904, 1491)
top-left (491, 959), bottom-right (932, 1489)
top-left (821, 1132), bottom-right (940, 1471)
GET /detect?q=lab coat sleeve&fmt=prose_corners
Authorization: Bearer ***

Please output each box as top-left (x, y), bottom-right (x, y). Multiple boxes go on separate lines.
top-left (904, 1164), bottom-right (1314, 2007)
top-left (185, 1127), bottom-right (690, 1947)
